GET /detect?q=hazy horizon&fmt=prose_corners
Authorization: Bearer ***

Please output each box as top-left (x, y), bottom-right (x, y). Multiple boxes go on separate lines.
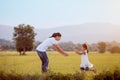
top-left (1, 22), bottom-right (119, 29)
top-left (0, 0), bottom-right (120, 29)
top-left (0, 23), bottom-right (120, 43)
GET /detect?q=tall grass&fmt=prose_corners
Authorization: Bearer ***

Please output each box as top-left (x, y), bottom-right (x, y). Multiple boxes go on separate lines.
top-left (93, 68), bottom-right (120, 80)
top-left (0, 51), bottom-right (120, 80)
top-left (0, 71), bottom-right (85, 80)
top-left (0, 69), bottom-right (120, 80)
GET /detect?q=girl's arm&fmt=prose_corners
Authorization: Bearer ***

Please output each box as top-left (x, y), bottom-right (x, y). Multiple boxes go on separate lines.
top-left (74, 49), bottom-right (84, 55)
top-left (53, 44), bottom-right (68, 56)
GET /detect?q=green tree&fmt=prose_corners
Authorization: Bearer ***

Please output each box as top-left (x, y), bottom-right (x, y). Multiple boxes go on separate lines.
top-left (13, 24), bottom-right (36, 55)
top-left (109, 46), bottom-right (120, 53)
top-left (97, 42), bottom-right (106, 53)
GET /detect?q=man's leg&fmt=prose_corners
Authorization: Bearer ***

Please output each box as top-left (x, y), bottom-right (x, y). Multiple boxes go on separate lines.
top-left (42, 52), bottom-right (49, 72)
top-left (37, 51), bottom-right (46, 72)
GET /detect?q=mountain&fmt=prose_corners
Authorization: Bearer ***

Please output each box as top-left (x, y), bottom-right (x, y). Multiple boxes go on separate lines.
top-left (0, 23), bottom-right (120, 43)
top-left (0, 25), bottom-right (14, 40)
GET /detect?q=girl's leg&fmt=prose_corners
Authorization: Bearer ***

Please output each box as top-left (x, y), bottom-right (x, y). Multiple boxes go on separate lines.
top-left (85, 67), bottom-right (89, 71)
top-left (80, 67), bottom-right (85, 71)
top-left (89, 68), bottom-right (97, 73)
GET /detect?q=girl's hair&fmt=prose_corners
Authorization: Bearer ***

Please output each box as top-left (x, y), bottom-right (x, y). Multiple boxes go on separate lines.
top-left (82, 43), bottom-right (89, 53)
top-left (50, 32), bottom-right (62, 38)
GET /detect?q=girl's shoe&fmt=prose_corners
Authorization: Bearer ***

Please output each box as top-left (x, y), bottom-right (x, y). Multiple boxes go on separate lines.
top-left (93, 68), bottom-right (97, 73)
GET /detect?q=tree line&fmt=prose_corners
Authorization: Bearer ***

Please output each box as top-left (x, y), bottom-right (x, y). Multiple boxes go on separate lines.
top-left (58, 41), bottom-right (120, 53)
top-left (0, 24), bottom-right (120, 55)
top-left (0, 39), bottom-right (120, 54)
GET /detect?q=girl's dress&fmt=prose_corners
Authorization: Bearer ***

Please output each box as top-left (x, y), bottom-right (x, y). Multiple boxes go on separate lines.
top-left (80, 50), bottom-right (93, 69)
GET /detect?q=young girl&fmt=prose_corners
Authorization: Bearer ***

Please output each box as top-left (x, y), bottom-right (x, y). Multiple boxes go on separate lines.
top-left (74, 43), bottom-right (96, 73)
top-left (36, 32), bottom-right (68, 73)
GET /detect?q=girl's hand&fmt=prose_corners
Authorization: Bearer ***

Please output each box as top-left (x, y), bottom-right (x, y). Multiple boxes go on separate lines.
top-left (82, 51), bottom-right (86, 55)
top-left (74, 49), bottom-right (82, 55)
top-left (53, 44), bottom-right (68, 56)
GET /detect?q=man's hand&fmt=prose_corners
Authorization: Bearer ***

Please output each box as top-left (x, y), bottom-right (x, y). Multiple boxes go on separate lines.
top-left (53, 44), bottom-right (69, 56)
top-left (63, 52), bottom-right (69, 56)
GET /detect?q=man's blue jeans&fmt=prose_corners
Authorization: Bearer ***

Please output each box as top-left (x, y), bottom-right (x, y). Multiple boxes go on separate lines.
top-left (36, 51), bottom-right (49, 72)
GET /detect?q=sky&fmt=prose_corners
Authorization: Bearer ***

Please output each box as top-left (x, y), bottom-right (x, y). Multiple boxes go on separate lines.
top-left (0, 0), bottom-right (120, 29)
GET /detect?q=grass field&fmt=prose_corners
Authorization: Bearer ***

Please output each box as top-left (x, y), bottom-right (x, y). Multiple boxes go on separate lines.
top-left (0, 51), bottom-right (120, 76)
